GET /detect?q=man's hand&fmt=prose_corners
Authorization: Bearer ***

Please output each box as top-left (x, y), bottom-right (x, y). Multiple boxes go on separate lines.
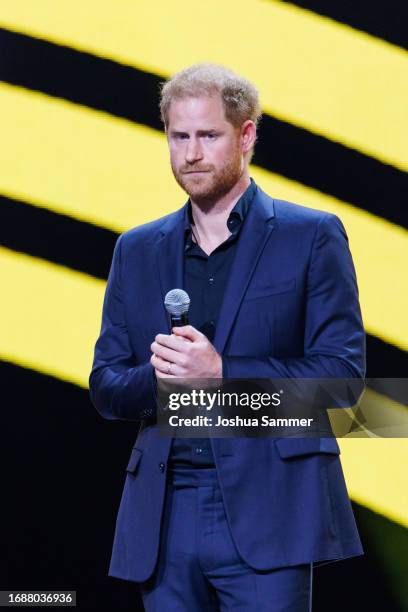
top-left (150, 325), bottom-right (222, 379)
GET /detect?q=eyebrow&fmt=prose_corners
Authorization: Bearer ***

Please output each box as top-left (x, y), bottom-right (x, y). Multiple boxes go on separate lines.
top-left (169, 129), bottom-right (220, 137)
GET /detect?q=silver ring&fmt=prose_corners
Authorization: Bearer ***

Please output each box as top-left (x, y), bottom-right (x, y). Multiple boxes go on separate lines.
top-left (167, 362), bottom-right (172, 375)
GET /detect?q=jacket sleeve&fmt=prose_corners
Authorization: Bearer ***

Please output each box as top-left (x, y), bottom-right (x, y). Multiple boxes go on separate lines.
top-left (89, 234), bottom-right (157, 420)
top-left (222, 214), bottom-right (366, 402)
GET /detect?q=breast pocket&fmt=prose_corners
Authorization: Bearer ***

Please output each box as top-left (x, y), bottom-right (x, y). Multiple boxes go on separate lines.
top-left (229, 278), bottom-right (297, 356)
top-left (244, 278), bottom-right (296, 302)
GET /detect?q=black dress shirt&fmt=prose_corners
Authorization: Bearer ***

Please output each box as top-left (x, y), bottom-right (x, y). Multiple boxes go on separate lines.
top-left (169, 177), bottom-right (258, 468)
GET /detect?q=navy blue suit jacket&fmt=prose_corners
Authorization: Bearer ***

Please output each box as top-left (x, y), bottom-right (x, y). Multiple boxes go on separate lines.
top-left (89, 185), bottom-right (365, 583)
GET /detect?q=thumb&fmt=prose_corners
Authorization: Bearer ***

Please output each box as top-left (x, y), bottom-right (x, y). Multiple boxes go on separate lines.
top-left (172, 325), bottom-right (202, 342)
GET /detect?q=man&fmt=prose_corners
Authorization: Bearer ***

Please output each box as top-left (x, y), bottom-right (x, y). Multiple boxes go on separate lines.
top-left (89, 63), bottom-right (365, 611)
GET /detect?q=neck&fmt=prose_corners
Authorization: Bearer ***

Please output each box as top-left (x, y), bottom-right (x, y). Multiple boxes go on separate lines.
top-left (189, 172), bottom-right (251, 247)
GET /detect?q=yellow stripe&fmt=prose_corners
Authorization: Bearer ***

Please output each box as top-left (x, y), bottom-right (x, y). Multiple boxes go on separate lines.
top-left (0, 82), bottom-right (407, 351)
top-left (0, 247), bottom-right (104, 388)
top-left (340, 437), bottom-right (408, 528)
top-left (1, 244), bottom-right (407, 527)
top-left (338, 388), bottom-right (408, 528)
top-left (0, 1), bottom-right (407, 171)
top-left (0, 83), bottom-right (180, 233)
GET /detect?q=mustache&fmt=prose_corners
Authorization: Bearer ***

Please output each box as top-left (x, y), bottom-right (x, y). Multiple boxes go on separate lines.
top-left (181, 167), bottom-right (213, 174)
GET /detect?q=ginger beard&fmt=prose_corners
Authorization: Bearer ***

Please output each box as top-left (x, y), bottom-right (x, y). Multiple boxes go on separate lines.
top-left (170, 134), bottom-right (244, 207)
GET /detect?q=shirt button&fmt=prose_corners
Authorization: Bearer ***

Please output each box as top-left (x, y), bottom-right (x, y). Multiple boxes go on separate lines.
top-left (159, 462), bottom-right (166, 472)
top-left (209, 277), bottom-right (214, 285)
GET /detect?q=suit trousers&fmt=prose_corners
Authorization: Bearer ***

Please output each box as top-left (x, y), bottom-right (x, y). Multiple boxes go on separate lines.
top-left (139, 466), bottom-right (313, 611)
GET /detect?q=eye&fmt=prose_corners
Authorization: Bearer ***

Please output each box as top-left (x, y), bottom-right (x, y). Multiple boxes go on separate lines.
top-left (206, 133), bottom-right (217, 139)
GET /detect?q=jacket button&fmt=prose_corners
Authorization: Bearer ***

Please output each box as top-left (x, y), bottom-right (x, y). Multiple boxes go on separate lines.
top-left (159, 462), bottom-right (165, 473)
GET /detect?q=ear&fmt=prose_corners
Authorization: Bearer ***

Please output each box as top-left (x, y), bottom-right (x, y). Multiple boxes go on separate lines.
top-left (240, 120), bottom-right (257, 156)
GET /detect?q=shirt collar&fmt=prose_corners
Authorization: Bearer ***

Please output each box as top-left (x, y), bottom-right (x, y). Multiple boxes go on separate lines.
top-left (184, 177), bottom-right (257, 239)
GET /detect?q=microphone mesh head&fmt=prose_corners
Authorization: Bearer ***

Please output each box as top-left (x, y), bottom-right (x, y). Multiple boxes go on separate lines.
top-left (164, 289), bottom-right (190, 316)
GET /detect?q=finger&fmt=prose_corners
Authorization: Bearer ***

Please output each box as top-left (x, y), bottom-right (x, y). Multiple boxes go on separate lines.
top-left (154, 333), bottom-right (173, 347)
top-left (152, 334), bottom-right (191, 352)
top-left (151, 353), bottom-right (179, 376)
top-left (151, 342), bottom-right (186, 366)
top-left (155, 367), bottom-right (176, 379)
top-left (151, 352), bottom-right (167, 372)
top-left (154, 333), bottom-right (190, 350)
top-left (172, 325), bottom-right (203, 342)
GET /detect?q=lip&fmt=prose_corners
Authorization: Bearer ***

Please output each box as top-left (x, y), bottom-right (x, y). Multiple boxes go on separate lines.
top-left (184, 170), bottom-right (208, 174)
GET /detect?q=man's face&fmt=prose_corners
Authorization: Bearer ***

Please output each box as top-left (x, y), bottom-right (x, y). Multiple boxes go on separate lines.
top-left (166, 94), bottom-right (244, 205)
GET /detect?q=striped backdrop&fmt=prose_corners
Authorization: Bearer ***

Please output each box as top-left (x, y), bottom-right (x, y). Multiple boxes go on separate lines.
top-left (0, 2), bottom-right (407, 609)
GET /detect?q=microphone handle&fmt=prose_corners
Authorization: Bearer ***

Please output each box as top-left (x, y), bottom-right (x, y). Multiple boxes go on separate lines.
top-left (170, 313), bottom-right (189, 328)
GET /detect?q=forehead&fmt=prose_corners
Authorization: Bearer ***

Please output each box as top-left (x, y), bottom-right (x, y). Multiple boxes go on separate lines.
top-left (167, 95), bottom-right (230, 130)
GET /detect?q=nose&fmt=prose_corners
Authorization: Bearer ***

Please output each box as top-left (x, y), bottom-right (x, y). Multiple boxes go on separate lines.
top-left (185, 137), bottom-right (203, 164)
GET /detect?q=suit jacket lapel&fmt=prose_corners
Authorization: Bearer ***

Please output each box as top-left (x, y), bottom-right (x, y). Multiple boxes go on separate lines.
top-left (153, 188), bottom-right (275, 350)
top-left (155, 205), bottom-right (187, 333)
top-left (213, 188), bottom-right (275, 355)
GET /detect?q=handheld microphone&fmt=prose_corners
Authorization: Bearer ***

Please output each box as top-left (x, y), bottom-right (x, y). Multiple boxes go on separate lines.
top-left (164, 289), bottom-right (190, 328)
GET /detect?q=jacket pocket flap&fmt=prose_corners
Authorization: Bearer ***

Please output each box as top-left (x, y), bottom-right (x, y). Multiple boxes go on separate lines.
top-left (275, 437), bottom-right (340, 459)
top-left (126, 448), bottom-right (143, 473)
top-left (245, 278), bottom-right (296, 301)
